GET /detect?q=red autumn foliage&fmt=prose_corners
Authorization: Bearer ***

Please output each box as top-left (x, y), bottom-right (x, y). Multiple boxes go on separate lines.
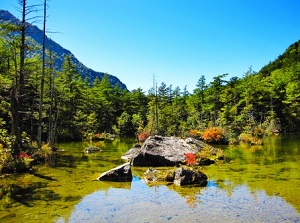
top-left (138, 131), bottom-right (150, 142)
top-left (201, 127), bottom-right (223, 143)
top-left (19, 152), bottom-right (31, 159)
top-left (185, 153), bottom-right (197, 165)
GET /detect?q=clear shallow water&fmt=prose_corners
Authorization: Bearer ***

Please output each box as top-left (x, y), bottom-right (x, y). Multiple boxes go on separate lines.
top-left (0, 135), bottom-right (300, 223)
top-left (64, 177), bottom-right (299, 223)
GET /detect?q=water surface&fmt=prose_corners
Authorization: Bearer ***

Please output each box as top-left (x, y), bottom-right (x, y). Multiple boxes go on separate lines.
top-left (0, 135), bottom-right (299, 223)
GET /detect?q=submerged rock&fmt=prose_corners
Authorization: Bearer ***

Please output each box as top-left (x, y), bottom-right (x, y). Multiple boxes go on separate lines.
top-left (85, 146), bottom-right (102, 154)
top-left (122, 135), bottom-right (223, 166)
top-left (144, 167), bottom-right (175, 184)
top-left (174, 167), bottom-right (207, 186)
top-left (143, 167), bottom-right (208, 186)
top-left (144, 167), bottom-right (159, 183)
top-left (97, 162), bottom-right (132, 182)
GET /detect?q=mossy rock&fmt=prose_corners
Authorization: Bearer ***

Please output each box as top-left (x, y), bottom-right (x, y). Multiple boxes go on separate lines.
top-left (144, 167), bottom-right (177, 184)
top-left (143, 166), bottom-right (208, 187)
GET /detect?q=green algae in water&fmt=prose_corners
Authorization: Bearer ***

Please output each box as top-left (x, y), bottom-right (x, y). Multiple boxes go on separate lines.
top-left (0, 138), bottom-right (136, 223)
top-left (0, 135), bottom-right (300, 222)
top-left (204, 134), bottom-right (300, 212)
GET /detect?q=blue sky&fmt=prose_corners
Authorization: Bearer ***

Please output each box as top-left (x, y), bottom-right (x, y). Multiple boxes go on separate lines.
top-left (1, 0), bottom-right (300, 92)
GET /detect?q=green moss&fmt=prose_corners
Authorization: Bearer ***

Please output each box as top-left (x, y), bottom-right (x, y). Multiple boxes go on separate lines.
top-left (156, 168), bottom-right (176, 182)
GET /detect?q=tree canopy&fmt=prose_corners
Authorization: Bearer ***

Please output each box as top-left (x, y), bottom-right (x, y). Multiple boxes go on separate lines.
top-left (1, 4), bottom-right (300, 171)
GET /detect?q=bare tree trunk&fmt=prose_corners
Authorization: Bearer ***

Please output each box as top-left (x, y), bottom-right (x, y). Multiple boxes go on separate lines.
top-left (48, 39), bottom-right (55, 148)
top-left (10, 86), bottom-right (21, 155)
top-left (155, 82), bottom-right (159, 134)
top-left (38, 0), bottom-right (47, 149)
top-left (11, 0), bottom-right (27, 155)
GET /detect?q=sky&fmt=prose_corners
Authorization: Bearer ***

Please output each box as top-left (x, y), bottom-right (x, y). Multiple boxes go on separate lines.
top-left (1, 0), bottom-right (300, 92)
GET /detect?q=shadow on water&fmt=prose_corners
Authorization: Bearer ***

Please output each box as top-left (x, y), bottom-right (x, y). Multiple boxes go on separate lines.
top-left (46, 153), bottom-right (78, 168)
top-left (0, 181), bottom-right (61, 207)
top-left (31, 172), bottom-right (58, 181)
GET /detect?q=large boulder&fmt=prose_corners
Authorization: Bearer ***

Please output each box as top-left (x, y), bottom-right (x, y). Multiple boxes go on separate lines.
top-left (122, 135), bottom-right (223, 166)
top-left (121, 143), bottom-right (142, 159)
top-left (97, 162), bottom-right (132, 182)
top-left (174, 167), bottom-right (207, 186)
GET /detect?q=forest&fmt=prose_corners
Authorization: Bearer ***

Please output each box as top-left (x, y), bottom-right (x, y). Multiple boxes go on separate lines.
top-left (1, 1), bottom-right (300, 173)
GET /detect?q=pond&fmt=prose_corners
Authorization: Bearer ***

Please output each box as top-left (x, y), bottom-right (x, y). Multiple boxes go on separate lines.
top-left (0, 135), bottom-right (299, 223)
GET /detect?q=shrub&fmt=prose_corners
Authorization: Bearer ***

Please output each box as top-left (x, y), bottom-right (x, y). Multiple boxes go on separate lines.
top-left (196, 144), bottom-right (224, 161)
top-left (0, 149), bottom-right (34, 173)
top-left (17, 152), bottom-right (34, 170)
top-left (185, 153), bottom-right (197, 165)
top-left (253, 128), bottom-right (265, 137)
top-left (188, 129), bottom-right (202, 139)
top-left (0, 151), bottom-right (15, 173)
top-left (93, 133), bottom-right (102, 139)
top-left (0, 119), bottom-right (14, 148)
top-left (138, 131), bottom-right (150, 142)
top-left (19, 151), bottom-right (31, 159)
top-left (201, 127), bottom-right (224, 143)
top-left (40, 143), bottom-right (52, 158)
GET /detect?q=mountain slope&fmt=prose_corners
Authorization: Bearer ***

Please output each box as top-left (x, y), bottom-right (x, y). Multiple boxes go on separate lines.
top-left (0, 9), bottom-right (127, 90)
top-left (259, 39), bottom-right (300, 76)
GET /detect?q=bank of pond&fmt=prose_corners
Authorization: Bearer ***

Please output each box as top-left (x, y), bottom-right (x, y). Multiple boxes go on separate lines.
top-left (0, 134), bottom-right (299, 222)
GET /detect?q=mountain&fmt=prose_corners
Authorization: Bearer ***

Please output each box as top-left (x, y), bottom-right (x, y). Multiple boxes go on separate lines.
top-left (0, 10), bottom-right (127, 90)
top-left (258, 39), bottom-right (300, 76)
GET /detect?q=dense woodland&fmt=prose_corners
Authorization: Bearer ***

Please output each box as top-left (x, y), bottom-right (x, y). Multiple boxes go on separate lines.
top-left (1, 1), bottom-right (300, 171)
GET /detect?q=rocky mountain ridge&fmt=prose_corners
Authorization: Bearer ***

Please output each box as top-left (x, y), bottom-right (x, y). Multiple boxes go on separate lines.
top-left (0, 9), bottom-right (127, 90)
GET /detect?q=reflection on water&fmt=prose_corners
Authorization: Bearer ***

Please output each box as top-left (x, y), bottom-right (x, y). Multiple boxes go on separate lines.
top-left (63, 177), bottom-right (299, 223)
top-left (0, 135), bottom-right (300, 223)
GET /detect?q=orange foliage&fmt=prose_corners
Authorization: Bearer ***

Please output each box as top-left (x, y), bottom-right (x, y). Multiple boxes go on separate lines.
top-left (93, 133), bottom-right (102, 139)
top-left (94, 141), bottom-right (102, 147)
top-left (138, 131), bottom-right (150, 142)
top-left (201, 127), bottom-right (223, 143)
